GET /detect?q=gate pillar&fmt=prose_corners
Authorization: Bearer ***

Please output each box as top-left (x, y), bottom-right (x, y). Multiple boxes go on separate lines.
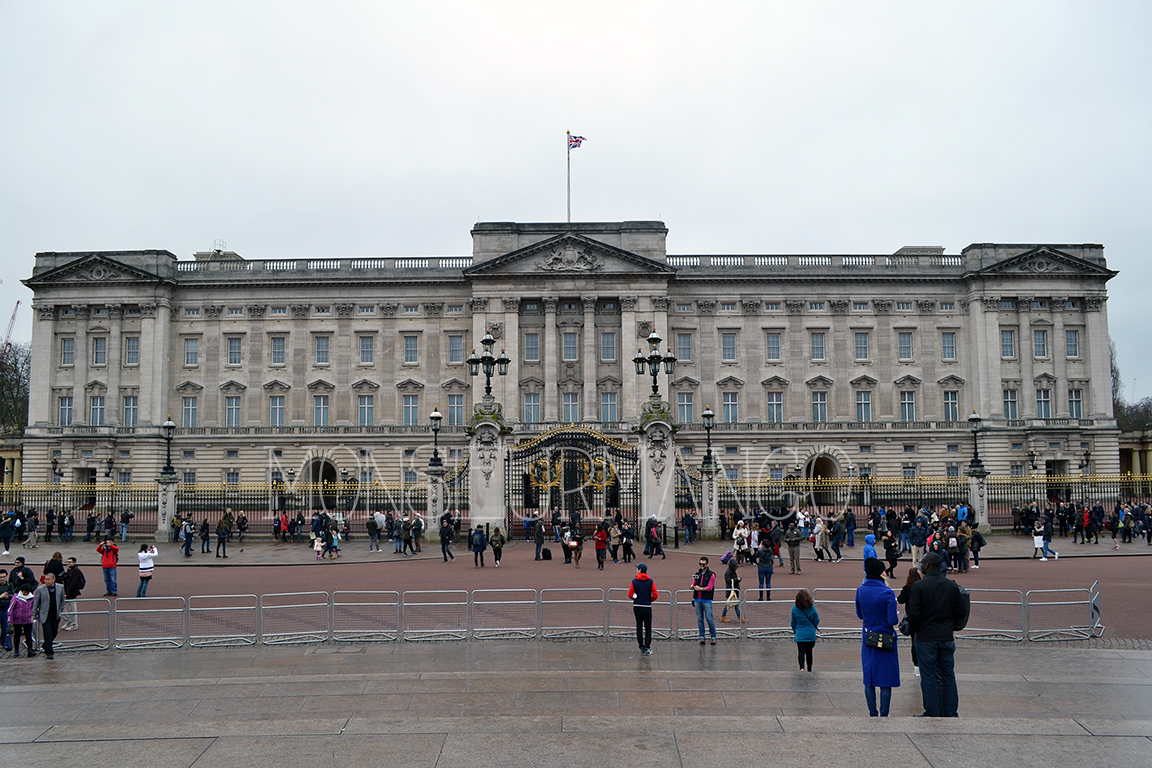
top-left (968, 464), bottom-right (989, 528)
top-left (155, 473), bottom-right (178, 543)
top-left (639, 417), bottom-right (676, 526)
top-left (467, 420), bottom-right (507, 529)
top-left (701, 462), bottom-right (719, 532)
top-left (425, 464), bottom-right (446, 525)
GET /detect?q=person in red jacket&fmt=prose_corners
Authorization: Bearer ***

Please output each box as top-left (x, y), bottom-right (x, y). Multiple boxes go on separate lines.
top-left (593, 525), bottom-right (609, 570)
top-left (628, 562), bottom-right (658, 656)
top-left (96, 538), bottom-right (119, 596)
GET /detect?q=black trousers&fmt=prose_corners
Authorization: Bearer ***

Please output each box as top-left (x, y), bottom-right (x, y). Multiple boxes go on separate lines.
top-left (633, 606), bottom-right (652, 650)
top-left (41, 618), bottom-right (59, 657)
top-left (796, 640), bottom-right (815, 671)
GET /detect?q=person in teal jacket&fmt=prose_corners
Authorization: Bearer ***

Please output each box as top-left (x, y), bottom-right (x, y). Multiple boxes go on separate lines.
top-left (791, 588), bottom-right (820, 671)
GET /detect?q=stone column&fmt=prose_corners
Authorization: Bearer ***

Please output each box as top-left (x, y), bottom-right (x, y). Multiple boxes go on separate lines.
top-left (582, 295), bottom-right (598, 422)
top-left (30, 305), bottom-right (56, 426)
top-left (502, 297), bottom-right (521, 423)
top-left (467, 421), bottom-right (506, 529)
top-left (621, 296), bottom-right (639, 422)
top-left (155, 473), bottom-right (178, 543)
top-left (543, 297), bottom-right (559, 422)
top-left (639, 419), bottom-right (676, 526)
top-left (73, 305), bottom-right (91, 423)
top-left (106, 304), bottom-right (123, 425)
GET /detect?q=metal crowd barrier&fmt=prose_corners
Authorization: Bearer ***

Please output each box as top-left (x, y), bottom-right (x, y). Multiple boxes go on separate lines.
top-left (259, 592), bottom-right (330, 645)
top-left (1024, 580), bottom-right (1105, 641)
top-left (957, 589), bottom-right (1025, 642)
top-left (540, 588), bottom-right (605, 639)
top-left (402, 590), bottom-right (469, 641)
top-left (743, 589), bottom-right (808, 640)
top-left (672, 589), bottom-right (740, 640)
top-left (114, 597), bottom-right (187, 650)
top-left (471, 589), bottom-right (538, 640)
top-left (55, 597), bottom-right (113, 653)
top-left (188, 594), bottom-right (258, 647)
top-left (17, 583), bottom-right (1104, 653)
top-left (809, 588), bottom-right (860, 639)
top-left (332, 591), bottom-right (401, 643)
top-left (606, 587), bottom-right (673, 641)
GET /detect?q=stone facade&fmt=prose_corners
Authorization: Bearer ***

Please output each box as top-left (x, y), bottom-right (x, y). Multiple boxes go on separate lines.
top-left (21, 222), bottom-right (1119, 487)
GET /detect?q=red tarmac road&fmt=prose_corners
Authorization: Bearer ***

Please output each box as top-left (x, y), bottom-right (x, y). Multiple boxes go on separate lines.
top-left (116, 540), bottom-right (1149, 639)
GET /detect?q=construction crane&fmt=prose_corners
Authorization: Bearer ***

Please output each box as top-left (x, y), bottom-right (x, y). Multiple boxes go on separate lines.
top-left (0, 301), bottom-right (19, 372)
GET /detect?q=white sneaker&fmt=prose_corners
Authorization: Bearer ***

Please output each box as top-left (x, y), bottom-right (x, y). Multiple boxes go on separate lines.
top-left (972, 565), bottom-right (979, 569)
top-left (1054, 553), bottom-right (1058, 560)
top-left (1040, 557), bottom-right (1048, 562)
top-left (914, 667), bottom-right (920, 677)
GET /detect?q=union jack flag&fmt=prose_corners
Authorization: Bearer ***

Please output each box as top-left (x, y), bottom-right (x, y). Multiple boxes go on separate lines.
top-left (568, 134), bottom-right (585, 149)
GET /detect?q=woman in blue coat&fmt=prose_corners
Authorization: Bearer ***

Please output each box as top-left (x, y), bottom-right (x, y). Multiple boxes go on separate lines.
top-left (790, 589), bottom-right (820, 671)
top-left (855, 557), bottom-right (900, 716)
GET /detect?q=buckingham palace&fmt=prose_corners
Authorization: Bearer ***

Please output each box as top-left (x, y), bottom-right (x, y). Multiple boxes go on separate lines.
top-left (21, 220), bottom-right (1119, 505)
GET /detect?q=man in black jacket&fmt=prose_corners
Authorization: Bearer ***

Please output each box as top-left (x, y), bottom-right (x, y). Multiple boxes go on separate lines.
top-left (906, 552), bottom-right (965, 717)
top-left (61, 557), bottom-right (85, 631)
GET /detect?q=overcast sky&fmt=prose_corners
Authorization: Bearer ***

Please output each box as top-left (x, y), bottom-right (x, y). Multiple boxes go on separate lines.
top-left (2, 2), bottom-right (1150, 398)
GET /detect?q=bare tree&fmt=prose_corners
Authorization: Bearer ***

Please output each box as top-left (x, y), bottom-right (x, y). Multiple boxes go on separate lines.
top-left (0, 342), bottom-right (31, 436)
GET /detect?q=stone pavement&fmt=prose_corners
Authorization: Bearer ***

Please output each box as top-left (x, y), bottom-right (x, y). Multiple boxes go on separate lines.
top-left (12, 527), bottom-right (1152, 570)
top-left (1, 638), bottom-right (1150, 767)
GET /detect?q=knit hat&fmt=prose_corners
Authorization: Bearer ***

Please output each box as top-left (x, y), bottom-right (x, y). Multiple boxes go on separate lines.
top-left (864, 557), bottom-right (886, 579)
top-left (636, 562), bottom-right (647, 573)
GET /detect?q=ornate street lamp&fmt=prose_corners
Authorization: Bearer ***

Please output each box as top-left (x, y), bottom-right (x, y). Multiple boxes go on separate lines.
top-left (632, 330), bottom-right (677, 399)
top-left (1027, 449), bottom-right (1038, 472)
top-left (428, 406), bottom-right (443, 468)
top-left (50, 457), bottom-right (64, 480)
top-left (105, 455), bottom-right (115, 478)
top-left (967, 411), bottom-right (984, 474)
top-left (700, 405), bottom-right (716, 470)
top-left (160, 415), bottom-right (176, 478)
top-left (1079, 450), bottom-right (1092, 471)
top-left (467, 330), bottom-right (510, 398)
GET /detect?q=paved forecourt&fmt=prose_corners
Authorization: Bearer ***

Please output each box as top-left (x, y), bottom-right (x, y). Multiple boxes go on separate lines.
top-left (1, 637), bottom-right (1150, 768)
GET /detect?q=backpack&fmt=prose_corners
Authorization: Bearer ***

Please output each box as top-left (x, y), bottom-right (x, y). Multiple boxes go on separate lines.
top-left (947, 535), bottom-right (959, 552)
top-left (720, 551), bottom-right (734, 564)
top-left (954, 583), bottom-right (972, 631)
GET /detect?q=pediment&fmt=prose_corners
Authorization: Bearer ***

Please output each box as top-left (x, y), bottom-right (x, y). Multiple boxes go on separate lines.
top-left (519, 376), bottom-right (545, 388)
top-left (439, 377), bottom-right (470, 392)
top-left (806, 375), bottom-right (834, 388)
top-left (263, 379), bottom-right (291, 393)
top-left (672, 376), bottom-right (701, 389)
top-left (218, 380), bottom-right (247, 393)
top-left (23, 253), bottom-right (169, 287)
top-left (597, 376), bottom-right (622, 388)
top-left (937, 375), bottom-right (966, 387)
top-left (760, 376), bottom-right (790, 388)
top-left (975, 246), bottom-right (1116, 279)
top-left (395, 378), bottom-right (425, 392)
top-left (716, 375), bottom-right (745, 388)
top-left (174, 380), bottom-right (203, 393)
top-left (850, 375), bottom-right (878, 388)
top-left (559, 372), bottom-right (584, 386)
top-left (84, 379), bottom-right (107, 392)
top-left (894, 375), bottom-right (923, 387)
top-left (1033, 372), bottom-right (1058, 383)
top-left (306, 378), bottom-right (336, 392)
top-left (351, 378), bottom-right (380, 391)
top-left (464, 233), bottom-right (676, 278)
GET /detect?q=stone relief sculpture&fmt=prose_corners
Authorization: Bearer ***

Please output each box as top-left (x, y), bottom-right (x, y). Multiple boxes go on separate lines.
top-left (646, 425), bottom-right (670, 481)
top-left (536, 244), bottom-right (602, 272)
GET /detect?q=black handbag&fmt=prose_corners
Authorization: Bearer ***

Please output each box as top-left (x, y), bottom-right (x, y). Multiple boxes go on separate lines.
top-left (898, 616), bottom-right (913, 636)
top-left (865, 630), bottom-right (895, 651)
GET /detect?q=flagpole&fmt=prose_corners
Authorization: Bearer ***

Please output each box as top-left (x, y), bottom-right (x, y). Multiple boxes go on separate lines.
top-left (566, 130), bottom-right (571, 223)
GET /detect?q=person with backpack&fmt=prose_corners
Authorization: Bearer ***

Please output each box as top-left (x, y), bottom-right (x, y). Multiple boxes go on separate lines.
top-left (439, 520), bottom-right (456, 562)
top-left (944, 527), bottom-right (960, 572)
top-left (719, 557), bottom-right (742, 624)
top-left (628, 562), bottom-right (658, 656)
top-left (753, 538), bottom-right (774, 601)
top-left (470, 525), bottom-right (488, 568)
top-left (906, 551), bottom-right (969, 718)
top-left (968, 523), bottom-right (986, 569)
top-left (490, 527), bottom-right (506, 567)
